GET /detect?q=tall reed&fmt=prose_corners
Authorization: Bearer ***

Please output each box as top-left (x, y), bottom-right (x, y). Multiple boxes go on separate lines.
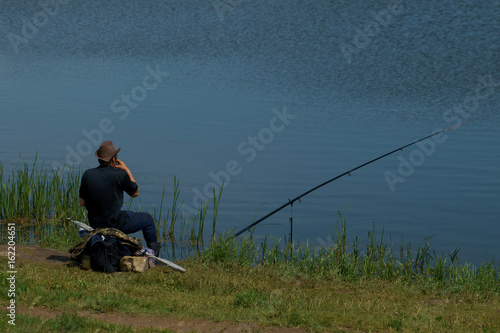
top-left (149, 176), bottom-right (225, 259)
top-left (0, 158), bottom-right (85, 223)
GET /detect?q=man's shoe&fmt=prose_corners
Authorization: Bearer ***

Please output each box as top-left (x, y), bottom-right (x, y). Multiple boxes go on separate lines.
top-left (147, 242), bottom-right (161, 256)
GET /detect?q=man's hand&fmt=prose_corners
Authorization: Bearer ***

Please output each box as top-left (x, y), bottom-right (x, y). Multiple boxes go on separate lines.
top-left (114, 158), bottom-right (139, 197)
top-left (114, 159), bottom-right (129, 171)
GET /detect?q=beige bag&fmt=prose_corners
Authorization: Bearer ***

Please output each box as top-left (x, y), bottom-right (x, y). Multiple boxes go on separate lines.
top-left (119, 256), bottom-right (155, 273)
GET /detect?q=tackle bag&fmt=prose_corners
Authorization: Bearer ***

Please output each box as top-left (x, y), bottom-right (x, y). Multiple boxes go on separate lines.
top-left (69, 228), bottom-right (143, 273)
top-left (89, 235), bottom-right (122, 273)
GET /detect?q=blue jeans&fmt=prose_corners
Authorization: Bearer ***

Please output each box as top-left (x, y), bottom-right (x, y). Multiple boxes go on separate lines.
top-left (117, 210), bottom-right (157, 245)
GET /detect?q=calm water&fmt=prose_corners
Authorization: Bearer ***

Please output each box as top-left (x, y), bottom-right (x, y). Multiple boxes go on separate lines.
top-left (1, 0), bottom-right (499, 265)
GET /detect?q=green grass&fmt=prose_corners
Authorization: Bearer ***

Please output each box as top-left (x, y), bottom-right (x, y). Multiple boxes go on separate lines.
top-left (0, 256), bottom-right (499, 332)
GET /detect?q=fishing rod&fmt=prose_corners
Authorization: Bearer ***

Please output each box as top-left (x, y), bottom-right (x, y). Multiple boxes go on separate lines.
top-left (233, 121), bottom-right (470, 238)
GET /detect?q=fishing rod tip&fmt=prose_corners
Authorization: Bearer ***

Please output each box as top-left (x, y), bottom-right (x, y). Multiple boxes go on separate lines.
top-left (443, 120), bottom-right (472, 132)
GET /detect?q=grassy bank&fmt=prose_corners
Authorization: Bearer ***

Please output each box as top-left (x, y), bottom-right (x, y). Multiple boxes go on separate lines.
top-left (1, 159), bottom-right (500, 331)
top-left (1, 249), bottom-right (499, 332)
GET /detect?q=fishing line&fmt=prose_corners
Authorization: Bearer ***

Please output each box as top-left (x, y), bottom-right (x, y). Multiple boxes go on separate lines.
top-left (233, 121), bottom-right (470, 238)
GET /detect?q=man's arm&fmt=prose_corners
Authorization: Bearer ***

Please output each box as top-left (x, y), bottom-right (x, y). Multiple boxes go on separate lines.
top-left (130, 187), bottom-right (139, 198)
top-left (115, 159), bottom-right (139, 198)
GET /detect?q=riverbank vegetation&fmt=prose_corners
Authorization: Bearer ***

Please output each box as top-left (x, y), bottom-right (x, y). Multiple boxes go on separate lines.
top-left (1, 244), bottom-right (499, 332)
top-left (1, 159), bottom-right (499, 332)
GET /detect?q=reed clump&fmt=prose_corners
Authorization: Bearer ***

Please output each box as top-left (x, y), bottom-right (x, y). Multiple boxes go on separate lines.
top-left (0, 158), bottom-right (85, 247)
top-left (0, 158), bottom-right (85, 223)
top-left (201, 213), bottom-right (500, 295)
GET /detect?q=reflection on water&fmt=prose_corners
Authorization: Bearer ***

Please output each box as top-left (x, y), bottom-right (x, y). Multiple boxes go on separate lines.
top-left (0, 0), bottom-right (499, 265)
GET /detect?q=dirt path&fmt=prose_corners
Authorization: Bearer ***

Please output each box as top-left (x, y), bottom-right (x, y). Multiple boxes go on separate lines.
top-left (0, 244), bottom-right (72, 265)
top-left (10, 305), bottom-right (307, 333)
top-left (0, 245), bottom-right (307, 333)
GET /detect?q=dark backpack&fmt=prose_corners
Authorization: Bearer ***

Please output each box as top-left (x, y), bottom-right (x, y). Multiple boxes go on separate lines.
top-left (69, 228), bottom-right (142, 261)
top-left (89, 235), bottom-right (122, 273)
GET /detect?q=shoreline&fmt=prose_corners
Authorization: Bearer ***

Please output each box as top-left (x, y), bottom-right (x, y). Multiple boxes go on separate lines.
top-left (1, 243), bottom-right (499, 332)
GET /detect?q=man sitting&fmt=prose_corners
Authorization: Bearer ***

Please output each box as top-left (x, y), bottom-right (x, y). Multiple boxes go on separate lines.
top-left (78, 141), bottom-right (161, 255)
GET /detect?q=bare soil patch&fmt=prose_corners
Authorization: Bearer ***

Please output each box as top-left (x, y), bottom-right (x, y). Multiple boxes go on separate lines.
top-left (0, 244), bottom-right (71, 265)
top-left (11, 305), bottom-right (306, 332)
